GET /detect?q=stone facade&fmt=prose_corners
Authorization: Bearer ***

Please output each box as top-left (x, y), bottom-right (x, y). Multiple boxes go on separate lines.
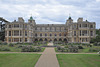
top-left (5, 16), bottom-right (96, 43)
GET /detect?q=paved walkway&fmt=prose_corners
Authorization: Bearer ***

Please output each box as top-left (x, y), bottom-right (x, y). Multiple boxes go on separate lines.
top-left (35, 43), bottom-right (59, 67)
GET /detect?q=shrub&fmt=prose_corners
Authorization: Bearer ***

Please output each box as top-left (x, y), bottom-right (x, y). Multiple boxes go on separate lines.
top-left (0, 47), bottom-right (10, 51)
top-left (57, 46), bottom-right (62, 50)
top-left (21, 46), bottom-right (32, 52)
top-left (9, 43), bottom-right (14, 47)
top-left (65, 45), bottom-right (68, 48)
top-left (68, 46), bottom-right (78, 52)
top-left (0, 41), bottom-right (2, 45)
top-left (89, 48), bottom-right (100, 52)
top-left (33, 47), bottom-right (41, 52)
top-left (2, 42), bottom-right (7, 45)
top-left (60, 47), bottom-right (65, 52)
top-left (78, 46), bottom-right (84, 49)
top-left (17, 45), bottom-right (23, 48)
top-left (21, 46), bottom-right (41, 52)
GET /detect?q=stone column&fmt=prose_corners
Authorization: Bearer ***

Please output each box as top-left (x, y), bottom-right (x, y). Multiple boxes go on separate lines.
top-left (19, 30), bottom-right (20, 36)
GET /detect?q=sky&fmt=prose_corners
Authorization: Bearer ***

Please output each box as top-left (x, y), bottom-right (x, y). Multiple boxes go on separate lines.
top-left (0, 0), bottom-right (100, 29)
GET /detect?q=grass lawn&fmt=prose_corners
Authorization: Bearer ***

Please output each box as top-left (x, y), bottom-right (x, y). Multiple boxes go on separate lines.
top-left (0, 53), bottom-right (41, 67)
top-left (57, 54), bottom-right (100, 67)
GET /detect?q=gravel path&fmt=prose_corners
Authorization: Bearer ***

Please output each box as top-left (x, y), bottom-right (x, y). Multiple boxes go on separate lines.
top-left (35, 43), bottom-right (59, 67)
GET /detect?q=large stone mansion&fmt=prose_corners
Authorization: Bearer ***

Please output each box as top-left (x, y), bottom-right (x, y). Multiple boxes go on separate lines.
top-left (5, 16), bottom-right (96, 43)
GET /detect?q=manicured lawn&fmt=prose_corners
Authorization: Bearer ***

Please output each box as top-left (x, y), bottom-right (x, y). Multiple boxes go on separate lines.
top-left (0, 53), bottom-right (41, 67)
top-left (57, 54), bottom-right (100, 67)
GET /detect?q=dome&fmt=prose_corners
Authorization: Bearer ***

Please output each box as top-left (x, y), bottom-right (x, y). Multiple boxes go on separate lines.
top-left (68, 16), bottom-right (71, 19)
top-left (30, 16), bottom-right (33, 20)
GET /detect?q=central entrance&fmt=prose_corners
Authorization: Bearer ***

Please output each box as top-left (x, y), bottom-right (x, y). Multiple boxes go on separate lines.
top-left (48, 42), bottom-right (53, 46)
top-left (49, 39), bottom-right (52, 42)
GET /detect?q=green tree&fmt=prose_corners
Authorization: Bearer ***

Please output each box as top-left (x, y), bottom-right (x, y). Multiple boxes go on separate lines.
top-left (90, 29), bottom-right (100, 45)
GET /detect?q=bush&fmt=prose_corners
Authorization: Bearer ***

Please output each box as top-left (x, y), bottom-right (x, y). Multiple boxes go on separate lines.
top-left (57, 46), bottom-right (62, 50)
top-left (78, 46), bottom-right (84, 49)
top-left (21, 46), bottom-right (41, 52)
top-left (2, 42), bottom-right (7, 45)
top-left (68, 46), bottom-right (78, 52)
top-left (60, 47), bottom-right (65, 52)
top-left (89, 48), bottom-right (100, 52)
top-left (21, 46), bottom-right (32, 52)
top-left (0, 41), bottom-right (2, 45)
top-left (65, 45), bottom-right (68, 48)
top-left (9, 43), bottom-right (14, 47)
top-left (0, 47), bottom-right (10, 51)
top-left (17, 45), bottom-right (23, 48)
top-left (33, 47), bottom-right (41, 52)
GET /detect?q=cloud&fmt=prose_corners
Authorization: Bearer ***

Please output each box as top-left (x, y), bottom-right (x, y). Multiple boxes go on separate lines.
top-left (96, 0), bottom-right (100, 2)
top-left (0, 0), bottom-right (100, 29)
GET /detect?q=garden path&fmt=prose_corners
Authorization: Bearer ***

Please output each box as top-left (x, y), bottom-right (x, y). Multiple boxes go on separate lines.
top-left (35, 43), bottom-right (59, 67)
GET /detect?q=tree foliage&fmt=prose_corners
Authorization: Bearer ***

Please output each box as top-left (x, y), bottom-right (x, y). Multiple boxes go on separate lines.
top-left (90, 29), bottom-right (100, 45)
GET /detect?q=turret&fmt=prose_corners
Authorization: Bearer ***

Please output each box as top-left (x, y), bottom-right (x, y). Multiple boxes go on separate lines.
top-left (28, 16), bottom-right (36, 26)
top-left (66, 16), bottom-right (73, 26)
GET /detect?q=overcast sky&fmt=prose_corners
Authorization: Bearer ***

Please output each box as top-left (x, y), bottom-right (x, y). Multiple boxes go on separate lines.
top-left (0, 0), bottom-right (100, 29)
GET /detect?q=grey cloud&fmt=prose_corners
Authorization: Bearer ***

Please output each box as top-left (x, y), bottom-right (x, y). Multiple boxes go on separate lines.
top-left (0, 0), bottom-right (99, 29)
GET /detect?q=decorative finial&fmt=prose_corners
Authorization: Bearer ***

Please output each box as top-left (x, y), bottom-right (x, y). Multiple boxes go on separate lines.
top-left (86, 17), bottom-right (88, 22)
top-left (69, 13), bottom-right (71, 19)
top-left (69, 13), bottom-right (71, 17)
top-left (30, 13), bottom-right (32, 17)
top-left (30, 13), bottom-right (33, 20)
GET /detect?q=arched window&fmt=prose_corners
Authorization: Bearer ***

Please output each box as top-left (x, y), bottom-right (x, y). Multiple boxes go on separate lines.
top-left (39, 38), bottom-right (43, 41)
top-left (35, 33), bottom-right (37, 36)
top-left (59, 33), bottom-right (61, 36)
top-left (54, 38), bottom-right (57, 41)
top-left (50, 34), bottom-right (52, 36)
top-left (40, 33), bottom-right (42, 36)
top-left (35, 39), bottom-right (38, 41)
top-left (45, 38), bottom-right (47, 41)
top-left (45, 33), bottom-right (47, 36)
top-left (64, 38), bottom-right (67, 42)
top-left (59, 38), bottom-right (62, 41)
top-left (55, 34), bottom-right (57, 36)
